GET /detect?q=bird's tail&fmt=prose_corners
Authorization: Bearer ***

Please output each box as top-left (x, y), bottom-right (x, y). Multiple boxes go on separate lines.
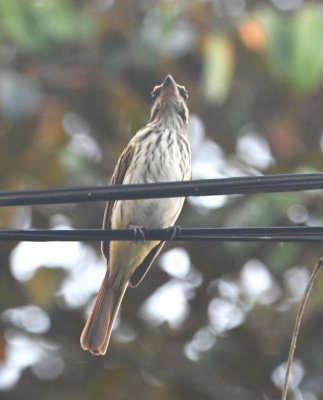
top-left (80, 269), bottom-right (128, 356)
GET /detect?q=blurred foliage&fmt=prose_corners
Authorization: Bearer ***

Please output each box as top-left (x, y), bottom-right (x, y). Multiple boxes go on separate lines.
top-left (201, 34), bottom-right (234, 104)
top-left (1, 0), bottom-right (323, 399)
top-left (241, 5), bottom-right (323, 93)
top-left (0, 0), bottom-right (95, 52)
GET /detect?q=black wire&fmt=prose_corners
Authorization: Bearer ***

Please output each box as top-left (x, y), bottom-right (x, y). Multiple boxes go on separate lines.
top-left (2, 174), bottom-right (323, 243)
top-left (1, 227), bottom-right (323, 242)
top-left (1, 173), bottom-right (323, 206)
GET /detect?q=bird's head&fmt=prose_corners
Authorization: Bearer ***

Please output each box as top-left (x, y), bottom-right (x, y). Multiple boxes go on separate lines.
top-left (149, 74), bottom-right (189, 127)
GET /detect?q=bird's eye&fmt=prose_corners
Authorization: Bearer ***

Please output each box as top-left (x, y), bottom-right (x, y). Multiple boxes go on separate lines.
top-left (178, 85), bottom-right (188, 101)
top-left (151, 86), bottom-right (161, 101)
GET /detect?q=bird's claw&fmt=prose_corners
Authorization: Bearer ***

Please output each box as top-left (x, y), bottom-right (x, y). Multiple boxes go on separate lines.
top-left (129, 225), bottom-right (147, 241)
top-left (165, 225), bottom-right (181, 240)
top-left (128, 225), bottom-right (181, 241)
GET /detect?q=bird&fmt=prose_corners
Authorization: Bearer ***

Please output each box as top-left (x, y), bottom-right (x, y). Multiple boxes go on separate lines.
top-left (80, 74), bottom-right (192, 355)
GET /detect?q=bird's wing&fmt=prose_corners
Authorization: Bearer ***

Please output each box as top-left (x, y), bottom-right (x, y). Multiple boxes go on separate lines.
top-left (129, 241), bottom-right (165, 287)
top-left (101, 142), bottom-right (135, 260)
top-left (101, 136), bottom-right (165, 288)
top-left (129, 142), bottom-right (192, 287)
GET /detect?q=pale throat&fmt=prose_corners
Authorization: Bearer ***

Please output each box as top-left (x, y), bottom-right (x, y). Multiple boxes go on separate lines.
top-left (158, 109), bottom-right (186, 131)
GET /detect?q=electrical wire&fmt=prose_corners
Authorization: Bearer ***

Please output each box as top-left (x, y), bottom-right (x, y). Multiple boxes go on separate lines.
top-left (1, 173), bottom-right (323, 206)
top-left (1, 173), bottom-right (323, 243)
top-left (1, 227), bottom-right (323, 242)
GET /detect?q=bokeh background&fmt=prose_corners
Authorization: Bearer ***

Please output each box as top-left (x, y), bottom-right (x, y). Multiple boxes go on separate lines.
top-left (1, 0), bottom-right (323, 399)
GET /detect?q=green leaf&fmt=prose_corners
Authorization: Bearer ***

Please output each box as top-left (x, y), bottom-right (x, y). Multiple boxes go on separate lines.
top-left (290, 6), bottom-right (323, 92)
top-left (257, 5), bottom-right (323, 94)
top-left (0, 0), bottom-right (95, 52)
top-left (201, 34), bottom-right (233, 104)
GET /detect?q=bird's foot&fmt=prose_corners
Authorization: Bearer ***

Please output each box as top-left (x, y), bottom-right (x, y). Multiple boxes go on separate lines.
top-left (165, 225), bottom-right (181, 240)
top-left (129, 225), bottom-right (147, 241)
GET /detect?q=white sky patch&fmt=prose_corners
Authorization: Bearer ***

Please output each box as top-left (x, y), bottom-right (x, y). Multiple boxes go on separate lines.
top-left (188, 192), bottom-right (227, 210)
top-left (10, 240), bottom-right (84, 281)
top-left (31, 352), bottom-right (65, 381)
top-left (188, 116), bottom-right (226, 179)
top-left (240, 259), bottom-right (280, 306)
top-left (0, 71), bottom-right (41, 120)
top-left (141, 9), bottom-right (196, 58)
top-left (236, 128), bottom-right (275, 170)
top-left (140, 280), bottom-right (190, 329)
top-left (0, 364), bottom-right (19, 391)
top-left (112, 322), bottom-right (137, 344)
top-left (287, 204), bottom-right (309, 224)
top-left (284, 266), bottom-right (309, 302)
top-left (216, 279), bottom-right (240, 302)
top-left (240, 259), bottom-right (272, 297)
top-left (10, 223), bottom-right (106, 308)
top-left (271, 0), bottom-right (303, 11)
top-left (271, 359), bottom-right (304, 391)
top-left (184, 326), bottom-right (216, 361)
top-left (159, 247), bottom-right (190, 279)
top-left (62, 111), bottom-right (102, 162)
top-left (0, 332), bottom-right (63, 390)
top-left (9, 206), bottom-right (32, 229)
top-left (192, 141), bottom-right (226, 176)
top-left (2, 305), bottom-right (50, 334)
top-left (187, 114), bottom-right (228, 210)
top-left (208, 298), bottom-right (245, 333)
top-left (59, 259), bottom-right (105, 308)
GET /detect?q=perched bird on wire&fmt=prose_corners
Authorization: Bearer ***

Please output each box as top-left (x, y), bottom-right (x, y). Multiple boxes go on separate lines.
top-left (80, 74), bottom-right (192, 355)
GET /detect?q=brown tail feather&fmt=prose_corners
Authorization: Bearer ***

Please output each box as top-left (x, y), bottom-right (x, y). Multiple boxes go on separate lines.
top-left (80, 270), bottom-right (128, 356)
